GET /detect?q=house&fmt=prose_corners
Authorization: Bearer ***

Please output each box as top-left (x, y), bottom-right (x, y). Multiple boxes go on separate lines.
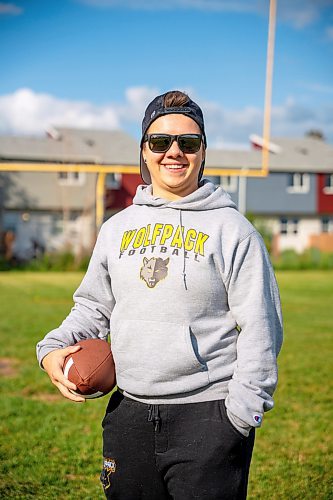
top-left (0, 127), bottom-right (138, 259)
top-left (205, 136), bottom-right (333, 254)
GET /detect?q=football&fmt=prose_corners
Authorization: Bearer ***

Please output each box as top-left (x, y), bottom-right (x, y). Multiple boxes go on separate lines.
top-left (63, 338), bottom-right (116, 399)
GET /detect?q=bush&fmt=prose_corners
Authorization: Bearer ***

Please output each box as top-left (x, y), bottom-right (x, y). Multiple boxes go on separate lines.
top-left (0, 252), bottom-right (90, 272)
top-left (0, 256), bottom-right (12, 271)
top-left (272, 248), bottom-right (333, 270)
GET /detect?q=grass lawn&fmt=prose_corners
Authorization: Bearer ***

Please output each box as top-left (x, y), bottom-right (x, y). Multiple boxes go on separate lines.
top-left (0, 271), bottom-right (332, 499)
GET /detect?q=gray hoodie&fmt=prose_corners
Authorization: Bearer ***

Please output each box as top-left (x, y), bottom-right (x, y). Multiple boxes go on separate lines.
top-left (37, 180), bottom-right (283, 435)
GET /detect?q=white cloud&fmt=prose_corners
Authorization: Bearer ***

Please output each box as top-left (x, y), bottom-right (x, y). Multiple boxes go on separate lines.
top-left (0, 2), bottom-right (23, 15)
top-left (0, 88), bottom-right (120, 135)
top-left (0, 87), bottom-right (332, 146)
top-left (76, 0), bottom-right (333, 29)
top-left (271, 97), bottom-right (333, 140)
top-left (117, 86), bottom-right (160, 123)
top-left (0, 87), bottom-right (162, 136)
top-left (201, 95), bottom-right (333, 147)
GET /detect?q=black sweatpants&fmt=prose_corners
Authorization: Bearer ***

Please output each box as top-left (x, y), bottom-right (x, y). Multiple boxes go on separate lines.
top-left (101, 391), bottom-right (255, 500)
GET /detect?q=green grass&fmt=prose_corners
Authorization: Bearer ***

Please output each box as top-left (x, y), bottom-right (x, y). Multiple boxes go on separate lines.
top-left (0, 271), bottom-right (332, 499)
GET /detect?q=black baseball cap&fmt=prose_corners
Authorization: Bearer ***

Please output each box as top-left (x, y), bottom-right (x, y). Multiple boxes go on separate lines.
top-left (140, 91), bottom-right (207, 184)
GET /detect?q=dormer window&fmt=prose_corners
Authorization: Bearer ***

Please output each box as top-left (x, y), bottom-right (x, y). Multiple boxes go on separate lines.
top-left (57, 172), bottom-right (86, 186)
top-left (287, 173), bottom-right (310, 193)
top-left (106, 173), bottom-right (122, 190)
top-left (323, 174), bottom-right (333, 194)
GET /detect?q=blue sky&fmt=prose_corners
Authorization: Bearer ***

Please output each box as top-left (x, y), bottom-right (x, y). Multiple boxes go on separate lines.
top-left (0, 0), bottom-right (332, 147)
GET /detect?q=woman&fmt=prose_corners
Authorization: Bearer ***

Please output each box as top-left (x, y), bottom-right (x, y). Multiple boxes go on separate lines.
top-left (37, 90), bottom-right (283, 499)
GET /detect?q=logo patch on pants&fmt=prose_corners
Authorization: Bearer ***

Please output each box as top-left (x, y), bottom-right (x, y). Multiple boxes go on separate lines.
top-left (100, 457), bottom-right (116, 490)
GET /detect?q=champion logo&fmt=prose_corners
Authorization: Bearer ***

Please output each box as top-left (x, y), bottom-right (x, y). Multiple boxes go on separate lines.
top-left (103, 458), bottom-right (116, 472)
top-left (253, 415), bottom-right (262, 424)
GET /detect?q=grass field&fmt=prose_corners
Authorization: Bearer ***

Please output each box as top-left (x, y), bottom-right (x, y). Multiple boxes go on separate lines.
top-left (0, 271), bottom-right (332, 499)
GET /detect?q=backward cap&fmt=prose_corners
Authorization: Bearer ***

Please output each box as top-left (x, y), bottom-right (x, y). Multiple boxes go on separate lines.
top-left (140, 91), bottom-right (207, 184)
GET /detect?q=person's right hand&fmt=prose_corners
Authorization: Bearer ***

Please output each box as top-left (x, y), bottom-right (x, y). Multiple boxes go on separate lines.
top-left (42, 345), bottom-right (85, 402)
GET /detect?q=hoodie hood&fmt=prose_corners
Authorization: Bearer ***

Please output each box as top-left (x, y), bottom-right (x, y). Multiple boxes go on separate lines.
top-left (133, 179), bottom-right (237, 211)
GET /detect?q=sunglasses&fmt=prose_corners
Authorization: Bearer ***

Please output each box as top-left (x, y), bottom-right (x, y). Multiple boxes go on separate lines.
top-left (143, 133), bottom-right (202, 154)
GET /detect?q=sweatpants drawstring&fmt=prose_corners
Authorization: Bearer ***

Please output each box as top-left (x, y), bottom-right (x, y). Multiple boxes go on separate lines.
top-left (147, 404), bottom-right (161, 432)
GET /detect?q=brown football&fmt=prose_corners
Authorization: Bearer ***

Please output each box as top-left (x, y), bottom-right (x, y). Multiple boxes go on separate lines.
top-left (63, 339), bottom-right (116, 399)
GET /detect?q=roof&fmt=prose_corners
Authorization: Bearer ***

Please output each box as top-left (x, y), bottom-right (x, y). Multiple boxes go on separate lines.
top-left (0, 127), bottom-right (138, 165)
top-left (207, 137), bottom-right (333, 173)
top-left (255, 136), bottom-right (333, 172)
top-left (206, 149), bottom-right (262, 169)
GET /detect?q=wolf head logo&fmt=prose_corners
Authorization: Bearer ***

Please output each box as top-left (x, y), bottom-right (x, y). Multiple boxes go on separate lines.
top-left (140, 257), bottom-right (169, 288)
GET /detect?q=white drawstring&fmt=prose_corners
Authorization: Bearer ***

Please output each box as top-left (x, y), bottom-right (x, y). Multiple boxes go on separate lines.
top-left (179, 210), bottom-right (188, 291)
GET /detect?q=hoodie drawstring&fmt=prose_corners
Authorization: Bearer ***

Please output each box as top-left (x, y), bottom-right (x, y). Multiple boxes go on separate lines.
top-left (179, 210), bottom-right (188, 291)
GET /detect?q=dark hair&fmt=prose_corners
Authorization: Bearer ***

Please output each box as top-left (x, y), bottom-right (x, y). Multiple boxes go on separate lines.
top-left (163, 91), bottom-right (189, 108)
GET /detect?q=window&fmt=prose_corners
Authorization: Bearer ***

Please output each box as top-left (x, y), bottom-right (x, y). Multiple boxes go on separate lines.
top-left (220, 176), bottom-right (238, 193)
top-left (280, 217), bottom-right (298, 235)
top-left (287, 173), bottom-right (310, 193)
top-left (322, 217), bottom-right (333, 233)
top-left (106, 173), bottom-right (122, 190)
top-left (323, 174), bottom-right (333, 194)
top-left (204, 176), bottom-right (238, 192)
top-left (57, 172), bottom-right (86, 186)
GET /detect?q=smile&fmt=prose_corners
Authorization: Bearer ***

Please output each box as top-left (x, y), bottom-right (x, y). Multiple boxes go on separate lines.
top-left (162, 164), bottom-right (187, 171)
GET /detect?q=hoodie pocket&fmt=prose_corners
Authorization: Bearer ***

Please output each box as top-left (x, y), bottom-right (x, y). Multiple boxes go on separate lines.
top-left (112, 319), bottom-right (209, 396)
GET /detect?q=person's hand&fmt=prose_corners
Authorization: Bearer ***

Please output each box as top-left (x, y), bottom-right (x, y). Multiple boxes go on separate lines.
top-left (42, 345), bottom-right (85, 402)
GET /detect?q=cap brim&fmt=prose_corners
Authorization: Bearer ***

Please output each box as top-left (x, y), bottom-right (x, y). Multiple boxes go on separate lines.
top-left (140, 151), bottom-right (152, 184)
